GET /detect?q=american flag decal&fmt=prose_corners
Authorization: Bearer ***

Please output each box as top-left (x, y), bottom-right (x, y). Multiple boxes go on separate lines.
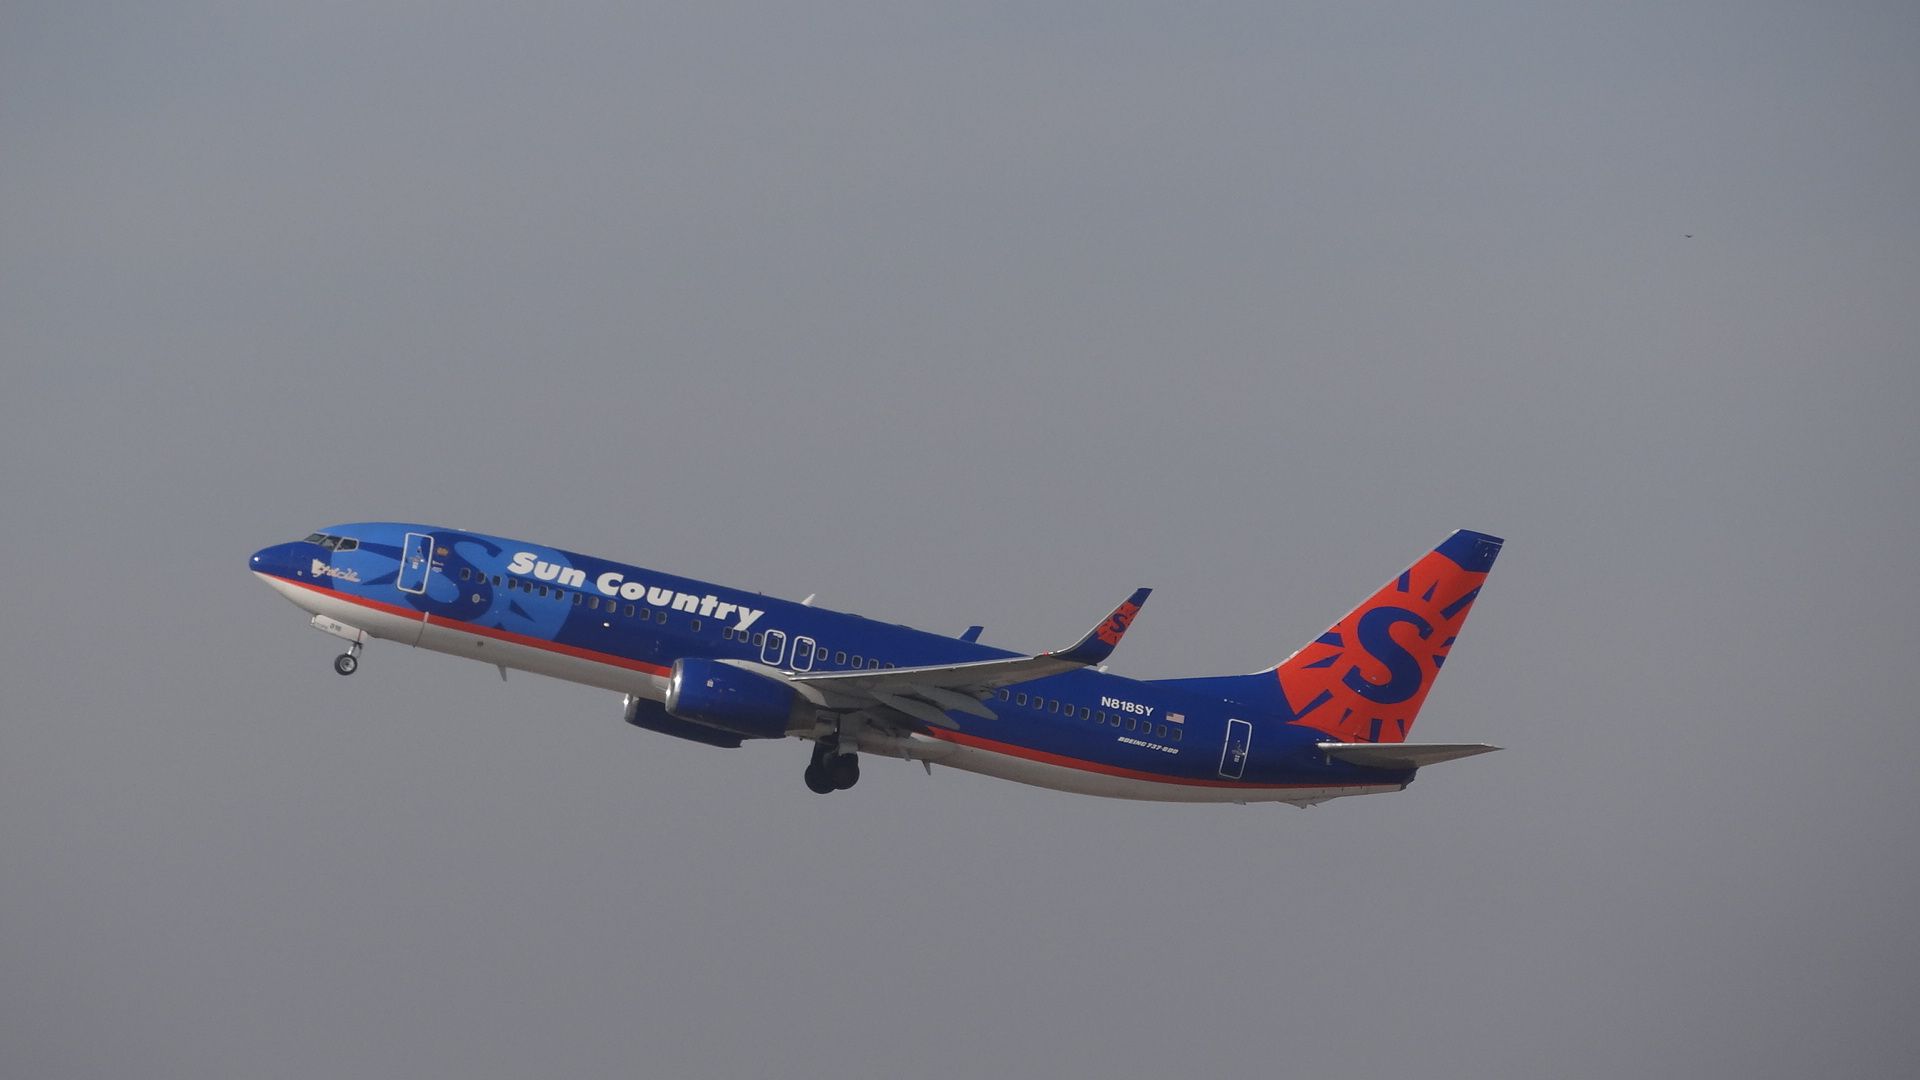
top-left (1167, 712), bottom-right (1184, 724)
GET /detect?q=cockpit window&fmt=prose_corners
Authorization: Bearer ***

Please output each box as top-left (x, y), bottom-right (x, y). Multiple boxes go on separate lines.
top-left (303, 532), bottom-right (359, 551)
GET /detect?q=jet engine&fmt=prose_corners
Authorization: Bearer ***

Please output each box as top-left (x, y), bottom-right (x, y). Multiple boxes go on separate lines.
top-left (663, 658), bottom-right (802, 740)
top-left (623, 694), bottom-right (744, 748)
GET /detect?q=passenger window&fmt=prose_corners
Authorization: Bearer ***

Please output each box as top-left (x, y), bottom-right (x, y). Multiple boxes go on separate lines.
top-left (851, 656), bottom-right (862, 667)
top-left (459, 568), bottom-right (470, 580)
top-left (689, 618), bottom-right (701, 632)
top-left (656, 611), bottom-right (667, 624)
top-left (537, 585), bottom-right (547, 597)
top-left (572, 593), bottom-right (582, 606)
top-left (1079, 706), bottom-right (1091, 720)
top-left (623, 604), bottom-right (635, 617)
top-left (752, 633), bottom-right (764, 646)
top-left (1016, 693), bottom-right (1027, 706)
top-left (817, 647), bottom-right (828, 661)
top-left (1156, 724), bottom-right (1167, 738)
top-left (868, 659), bottom-right (880, 669)
top-left (492, 575), bottom-right (501, 586)
top-left (1171, 728), bottom-right (1182, 742)
top-left (1048, 700), bottom-right (1059, 714)
top-left (836, 651), bottom-right (847, 664)
top-left (588, 596), bottom-right (599, 610)
top-left (998, 690), bottom-right (1009, 701)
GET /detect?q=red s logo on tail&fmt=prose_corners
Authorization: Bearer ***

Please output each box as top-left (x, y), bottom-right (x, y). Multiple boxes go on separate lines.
top-left (1095, 601), bottom-right (1140, 646)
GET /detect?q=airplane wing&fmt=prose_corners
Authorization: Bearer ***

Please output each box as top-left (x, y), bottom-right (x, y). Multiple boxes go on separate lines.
top-left (747, 588), bottom-right (1149, 731)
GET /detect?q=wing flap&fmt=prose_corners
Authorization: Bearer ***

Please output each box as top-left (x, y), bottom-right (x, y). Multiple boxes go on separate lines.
top-left (869, 690), bottom-right (963, 730)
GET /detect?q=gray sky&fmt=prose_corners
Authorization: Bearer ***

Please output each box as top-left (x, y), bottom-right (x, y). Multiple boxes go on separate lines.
top-left (4, 3), bottom-right (1917, 1077)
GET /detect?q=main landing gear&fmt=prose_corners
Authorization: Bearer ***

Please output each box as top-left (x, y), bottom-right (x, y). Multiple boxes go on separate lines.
top-left (333, 641), bottom-right (362, 676)
top-left (804, 738), bottom-right (859, 794)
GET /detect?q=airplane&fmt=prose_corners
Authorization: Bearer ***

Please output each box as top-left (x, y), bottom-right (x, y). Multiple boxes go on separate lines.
top-left (248, 525), bottom-right (1504, 805)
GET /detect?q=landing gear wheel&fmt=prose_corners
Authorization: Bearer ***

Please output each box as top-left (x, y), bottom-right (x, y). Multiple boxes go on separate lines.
top-left (828, 753), bottom-right (860, 790)
top-left (333, 653), bottom-right (359, 676)
top-left (805, 738), bottom-right (856, 794)
top-left (803, 764), bottom-right (835, 794)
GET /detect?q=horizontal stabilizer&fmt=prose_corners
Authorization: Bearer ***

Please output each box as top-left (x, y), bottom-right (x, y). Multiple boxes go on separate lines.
top-left (1318, 742), bottom-right (1500, 770)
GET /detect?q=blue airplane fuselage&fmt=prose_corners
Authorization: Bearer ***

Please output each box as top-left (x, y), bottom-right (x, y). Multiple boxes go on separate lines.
top-left (250, 522), bottom-right (1501, 804)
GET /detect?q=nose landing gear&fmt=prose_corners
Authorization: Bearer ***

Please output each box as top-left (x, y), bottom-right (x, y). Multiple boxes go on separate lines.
top-left (333, 641), bottom-right (362, 676)
top-left (804, 738), bottom-right (860, 793)
top-left (310, 615), bottom-right (367, 677)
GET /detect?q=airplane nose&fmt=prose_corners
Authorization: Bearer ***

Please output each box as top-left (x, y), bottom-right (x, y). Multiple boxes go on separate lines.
top-left (250, 542), bottom-right (299, 578)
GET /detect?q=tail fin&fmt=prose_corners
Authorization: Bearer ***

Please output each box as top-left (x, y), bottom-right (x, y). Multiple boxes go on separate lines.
top-left (1153, 530), bottom-right (1503, 743)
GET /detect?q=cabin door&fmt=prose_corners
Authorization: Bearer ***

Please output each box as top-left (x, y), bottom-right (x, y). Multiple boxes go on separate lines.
top-left (1219, 718), bottom-right (1252, 779)
top-left (397, 532), bottom-right (434, 594)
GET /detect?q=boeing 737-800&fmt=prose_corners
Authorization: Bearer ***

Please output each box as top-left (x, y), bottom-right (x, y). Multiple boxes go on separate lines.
top-left (249, 526), bottom-right (1503, 803)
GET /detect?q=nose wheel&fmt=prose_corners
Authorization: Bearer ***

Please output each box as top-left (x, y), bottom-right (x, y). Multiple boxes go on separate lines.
top-left (332, 642), bottom-right (362, 676)
top-left (804, 739), bottom-right (859, 793)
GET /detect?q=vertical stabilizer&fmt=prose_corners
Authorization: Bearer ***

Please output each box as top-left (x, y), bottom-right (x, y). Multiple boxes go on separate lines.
top-left (1151, 531), bottom-right (1502, 743)
top-left (1273, 530), bottom-right (1502, 742)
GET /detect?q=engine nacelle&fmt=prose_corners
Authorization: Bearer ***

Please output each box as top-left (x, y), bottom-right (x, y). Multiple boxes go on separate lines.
top-left (624, 694), bottom-right (743, 748)
top-left (664, 658), bottom-right (801, 740)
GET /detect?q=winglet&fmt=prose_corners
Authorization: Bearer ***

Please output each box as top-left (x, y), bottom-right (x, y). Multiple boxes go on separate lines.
top-left (1050, 588), bottom-right (1151, 666)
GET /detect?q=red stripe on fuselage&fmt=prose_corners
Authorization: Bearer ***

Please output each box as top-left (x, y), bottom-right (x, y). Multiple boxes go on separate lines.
top-left (266, 575), bottom-right (673, 678)
top-left (924, 727), bottom-right (1361, 792)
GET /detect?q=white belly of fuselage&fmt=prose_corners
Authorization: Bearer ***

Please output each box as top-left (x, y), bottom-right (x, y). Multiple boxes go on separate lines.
top-left (849, 730), bottom-right (1403, 806)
